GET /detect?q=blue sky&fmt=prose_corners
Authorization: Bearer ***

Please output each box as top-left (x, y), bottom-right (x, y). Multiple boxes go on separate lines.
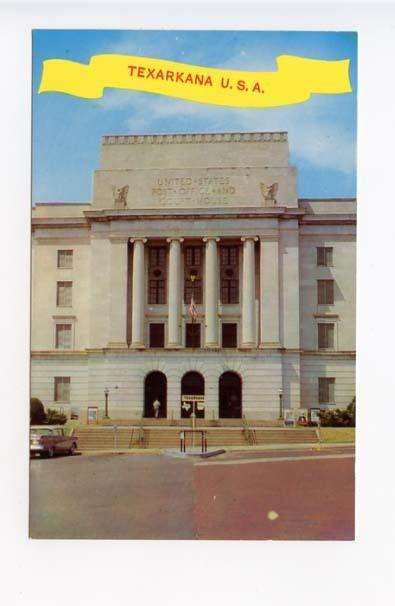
top-left (32, 30), bottom-right (357, 203)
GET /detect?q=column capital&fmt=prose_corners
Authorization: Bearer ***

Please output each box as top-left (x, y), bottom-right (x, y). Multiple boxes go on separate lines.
top-left (129, 237), bottom-right (147, 244)
top-left (166, 237), bottom-right (184, 243)
top-left (241, 236), bottom-right (259, 243)
top-left (203, 237), bottom-right (220, 243)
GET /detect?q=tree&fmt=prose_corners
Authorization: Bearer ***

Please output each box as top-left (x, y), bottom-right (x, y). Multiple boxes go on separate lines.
top-left (46, 408), bottom-right (68, 425)
top-left (30, 397), bottom-right (47, 425)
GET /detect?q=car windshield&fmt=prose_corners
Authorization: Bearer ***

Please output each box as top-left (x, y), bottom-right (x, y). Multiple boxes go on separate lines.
top-left (30, 428), bottom-right (53, 436)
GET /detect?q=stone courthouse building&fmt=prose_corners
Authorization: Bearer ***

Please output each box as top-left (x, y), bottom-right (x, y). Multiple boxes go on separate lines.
top-left (31, 132), bottom-right (356, 422)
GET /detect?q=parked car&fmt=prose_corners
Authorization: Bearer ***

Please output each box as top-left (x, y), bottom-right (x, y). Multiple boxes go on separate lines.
top-left (30, 425), bottom-right (78, 458)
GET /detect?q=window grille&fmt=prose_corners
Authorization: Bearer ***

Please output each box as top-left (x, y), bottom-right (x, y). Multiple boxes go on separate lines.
top-left (57, 250), bottom-right (73, 269)
top-left (318, 377), bottom-right (335, 403)
top-left (318, 323), bottom-right (334, 349)
top-left (148, 247), bottom-right (167, 304)
top-left (55, 324), bottom-right (72, 349)
top-left (56, 281), bottom-right (72, 307)
top-left (317, 280), bottom-right (334, 304)
top-left (54, 377), bottom-right (71, 402)
top-left (220, 246), bottom-right (239, 304)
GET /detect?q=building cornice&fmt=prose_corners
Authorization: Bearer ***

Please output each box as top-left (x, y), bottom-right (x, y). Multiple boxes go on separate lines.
top-left (31, 348), bottom-right (356, 359)
top-left (32, 218), bottom-right (89, 230)
top-left (31, 208), bottom-right (357, 229)
top-left (102, 132), bottom-right (288, 145)
top-left (301, 350), bottom-right (356, 359)
top-left (84, 207), bottom-right (305, 222)
top-left (299, 214), bottom-right (356, 225)
top-left (298, 197), bottom-right (356, 203)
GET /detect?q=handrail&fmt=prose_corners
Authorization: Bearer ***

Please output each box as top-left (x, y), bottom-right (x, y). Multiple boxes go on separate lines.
top-left (315, 424), bottom-right (322, 449)
top-left (242, 414), bottom-right (256, 446)
top-left (138, 417), bottom-right (145, 448)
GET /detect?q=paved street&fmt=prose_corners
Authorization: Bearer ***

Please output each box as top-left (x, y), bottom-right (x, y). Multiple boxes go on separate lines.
top-left (30, 447), bottom-right (354, 540)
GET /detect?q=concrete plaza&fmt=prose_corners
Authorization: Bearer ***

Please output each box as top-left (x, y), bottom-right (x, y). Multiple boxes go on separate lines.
top-left (30, 447), bottom-right (354, 540)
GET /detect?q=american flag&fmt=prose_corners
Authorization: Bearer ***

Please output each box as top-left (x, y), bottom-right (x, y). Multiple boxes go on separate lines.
top-left (189, 295), bottom-right (198, 323)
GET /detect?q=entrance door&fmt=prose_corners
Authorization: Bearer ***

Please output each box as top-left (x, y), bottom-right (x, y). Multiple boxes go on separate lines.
top-left (144, 371), bottom-right (167, 418)
top-left (181, 371), bottom-right (205, 418)
top-left (219, 372), bottom-right (242, 418)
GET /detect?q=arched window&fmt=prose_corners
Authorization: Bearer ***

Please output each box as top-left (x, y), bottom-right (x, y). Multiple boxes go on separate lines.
top-left (219, 371), bottom-right (242, 418)
top-left (144, 371), bottom-right (167, 418)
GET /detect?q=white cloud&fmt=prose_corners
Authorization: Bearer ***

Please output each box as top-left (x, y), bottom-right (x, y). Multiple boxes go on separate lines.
top-left (90, 38), bottom-right (355, 177)
top-left (121, 94), bottom-right (355, 175)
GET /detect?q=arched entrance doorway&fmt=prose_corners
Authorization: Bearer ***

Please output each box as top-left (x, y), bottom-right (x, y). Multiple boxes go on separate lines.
top-left (219, 372), bottom-right (242, 418)
top-left (144, 371), bottom-right (167, 418)
top-left (181, 371), bottom-right (205, 419)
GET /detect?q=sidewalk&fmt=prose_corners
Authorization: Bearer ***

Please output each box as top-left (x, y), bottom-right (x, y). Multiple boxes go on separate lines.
top-left (79, 441), bottom-right (354, 457)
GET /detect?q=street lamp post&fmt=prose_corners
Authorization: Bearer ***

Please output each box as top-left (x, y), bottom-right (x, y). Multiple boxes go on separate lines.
top-left (278, 388), bottom-right (283, 420)
top-left (104, 387), bottom-right (109, 419)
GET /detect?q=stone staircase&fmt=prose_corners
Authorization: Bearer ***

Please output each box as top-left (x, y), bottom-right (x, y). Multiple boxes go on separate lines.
top-left (74, 425), bottom-right (319, 451)
top-left (99, 418), bottom-right (284, 428)
top-left (75, 427), bottom-right (141, 451)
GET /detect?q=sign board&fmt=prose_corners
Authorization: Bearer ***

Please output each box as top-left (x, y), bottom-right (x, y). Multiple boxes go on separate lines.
top-left (284, 410), bottom-right (295, 426)
top-left (181, 395), bottom-right (205, 402)
top-left (87, 406), bottom-right (98, 424)
top-left (310, 408), bottom-right (321, 425)
top-left (296, 408), bottom-right (309, 425)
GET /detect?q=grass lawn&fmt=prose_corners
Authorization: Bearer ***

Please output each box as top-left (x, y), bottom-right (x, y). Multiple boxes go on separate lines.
top-left (320, 427), bottom-right (355, 443)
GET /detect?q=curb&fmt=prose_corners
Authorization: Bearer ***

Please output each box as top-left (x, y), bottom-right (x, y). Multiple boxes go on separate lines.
top-left (78, 442), bottom-right (354, 457)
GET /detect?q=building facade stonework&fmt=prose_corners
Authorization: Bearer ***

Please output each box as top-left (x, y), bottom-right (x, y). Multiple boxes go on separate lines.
top-left (31, 132), bottom-right (356, 421)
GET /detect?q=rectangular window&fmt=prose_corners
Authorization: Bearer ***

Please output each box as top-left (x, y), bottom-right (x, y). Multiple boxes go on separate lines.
top-left (149, 323), bottom-right (165, 348)
top-left (220, 246), bottom-right (239, 304)
top-left (148, 247), bottom-right (167, 304)
top-left (56, 281), bottom-right (72, 307)
top-left (54, 377), bottom-right (71, 402)
top-left (317, 247), bottom-right (333, 267)
top-left (317, 279), bottom-right (334, 305)
top-left (318, 323), bottom-right (334, 349)
top-left (222, 323), bottom-right (238, 348)
top-left (57, 250), bottom-right (73, 269)
top-left (184, 246), bottom-right (203, 304)
top-left (185, 323), bottom-right (201, 348)
top-left (55, 324), bottom-right (72, 349)
top-left (318, 378), bottom-right (335, 404)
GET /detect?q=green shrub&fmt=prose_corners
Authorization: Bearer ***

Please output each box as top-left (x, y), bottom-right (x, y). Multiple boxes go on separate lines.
top-left (319, 397), bottom-right (356, 427)
top-left (30, 397), bottom-right (47, 425)
top-left (46, 408), bottom-right (68, 425)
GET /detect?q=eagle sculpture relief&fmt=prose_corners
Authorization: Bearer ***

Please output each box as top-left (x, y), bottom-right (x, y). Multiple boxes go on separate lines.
top-left (260, 182), bottom-right (279, 206)
top-left (113, 185), bottom-right (129, 209)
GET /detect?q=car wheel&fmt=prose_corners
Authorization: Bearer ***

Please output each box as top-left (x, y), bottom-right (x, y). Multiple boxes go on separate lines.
top-left (69, 442), bottom-right (77, 456)
top-left (47, 447), bottom-right (55, 458)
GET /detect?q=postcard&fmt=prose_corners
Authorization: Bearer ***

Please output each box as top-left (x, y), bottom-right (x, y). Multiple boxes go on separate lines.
top-left (29, 29), bottom-right (356, 541)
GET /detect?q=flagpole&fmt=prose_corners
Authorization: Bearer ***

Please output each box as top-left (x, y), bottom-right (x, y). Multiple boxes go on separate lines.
top-left (190, 273), bottom-right (196, 323)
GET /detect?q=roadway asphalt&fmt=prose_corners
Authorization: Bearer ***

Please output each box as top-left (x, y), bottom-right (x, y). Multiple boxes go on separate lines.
top-left (29, 446), bottom-right (355, 540)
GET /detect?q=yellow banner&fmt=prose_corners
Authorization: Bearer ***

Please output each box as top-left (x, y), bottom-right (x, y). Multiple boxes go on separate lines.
top-left (38, 54), bottom-right (352, 108)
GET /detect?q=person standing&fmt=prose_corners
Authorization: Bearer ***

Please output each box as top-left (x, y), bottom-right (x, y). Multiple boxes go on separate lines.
top-left (152, 399), bottom-right (160, 419)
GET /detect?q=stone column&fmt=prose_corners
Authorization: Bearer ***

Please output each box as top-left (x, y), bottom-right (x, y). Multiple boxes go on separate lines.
top-left (130, 238), bottom-right (147, 349)
top-left (109, 237), bottom-right (129, 348)
top-left (259, 235), bottom-right (280, 348)
top-left (167, 238), bottom-right (184, 347)
top-left (203, 237), bottom-right (220, 348)
top-left (241, 237), bottom-right (258, 348)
